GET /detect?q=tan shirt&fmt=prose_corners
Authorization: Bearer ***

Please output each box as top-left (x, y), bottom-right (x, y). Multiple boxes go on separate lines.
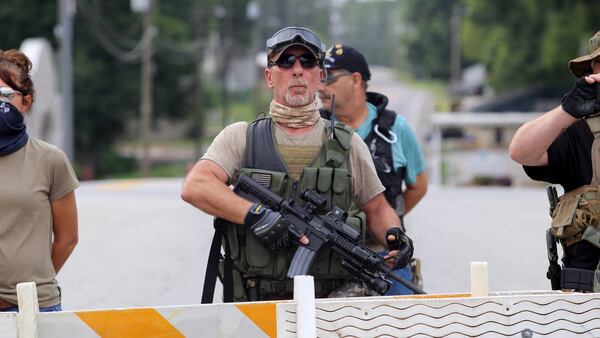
top-left (0, 137), bottom-right (79, 307)
top-left (202, 118), bottom-right (384, 205)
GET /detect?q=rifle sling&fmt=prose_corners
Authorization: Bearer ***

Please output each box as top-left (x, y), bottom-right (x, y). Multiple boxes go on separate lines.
top-left (202, 218), bottom-right (234, 303)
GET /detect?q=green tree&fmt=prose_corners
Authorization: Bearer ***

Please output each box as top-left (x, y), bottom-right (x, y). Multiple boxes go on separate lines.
top-left (337, 0), bottom-right (401, 67)
top-left (2, 0), bottom-right (236, 177)
top-left (398, 0), bottom-right (460, 79)
top-left (461, 0), bottom-right (600, 91)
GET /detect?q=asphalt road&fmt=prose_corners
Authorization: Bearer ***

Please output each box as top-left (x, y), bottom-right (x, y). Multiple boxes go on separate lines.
top-left (57, 178), bottom-right (551, 311)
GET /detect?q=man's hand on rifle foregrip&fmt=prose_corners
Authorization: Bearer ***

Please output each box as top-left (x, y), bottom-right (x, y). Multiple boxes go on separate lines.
top-left (384, 226), bottom-right (414, 270)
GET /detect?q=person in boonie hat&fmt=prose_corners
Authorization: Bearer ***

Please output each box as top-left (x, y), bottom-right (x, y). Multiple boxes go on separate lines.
top-left (569, 31), bottom-right (600, 78)
top-left (510, 30), bottom-right (600, 293)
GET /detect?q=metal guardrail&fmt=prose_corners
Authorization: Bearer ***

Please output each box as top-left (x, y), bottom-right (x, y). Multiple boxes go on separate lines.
top-left (428, 112), bottom-right (543, 185)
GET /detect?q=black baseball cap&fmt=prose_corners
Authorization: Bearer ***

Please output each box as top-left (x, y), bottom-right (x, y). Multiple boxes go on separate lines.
top-left (324, 44), bottom-right (371, 81)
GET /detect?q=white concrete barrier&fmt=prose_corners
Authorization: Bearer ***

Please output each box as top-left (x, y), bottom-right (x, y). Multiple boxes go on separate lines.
top-left (8, 275), bottom-right (600, 337)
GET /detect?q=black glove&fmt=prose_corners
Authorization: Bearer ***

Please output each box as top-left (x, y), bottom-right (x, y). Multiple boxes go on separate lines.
top-left (385, 226), bottom-right (414, 270)
top-left (561, 78), bottom-right (600, 118)
top-left (244, 203), bottom-right (289, 250)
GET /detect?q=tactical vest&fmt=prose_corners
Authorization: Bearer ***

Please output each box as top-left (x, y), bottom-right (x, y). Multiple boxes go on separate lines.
top-left (224, 117), bottom-right (366, 301)
top-left (551, 116), bottom-right (600, 249)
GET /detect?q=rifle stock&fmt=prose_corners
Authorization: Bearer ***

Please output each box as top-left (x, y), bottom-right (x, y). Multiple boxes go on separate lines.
top-left (234, 174), bottom-right (426, 295)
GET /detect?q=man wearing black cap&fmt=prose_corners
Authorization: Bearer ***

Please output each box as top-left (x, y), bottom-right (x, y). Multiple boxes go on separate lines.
top-left (318, 44), bottom-right (428, 295)
top-left (182, 27), bottom-right (414, 302)
top-left (510, 31), bottom-right (600, 292)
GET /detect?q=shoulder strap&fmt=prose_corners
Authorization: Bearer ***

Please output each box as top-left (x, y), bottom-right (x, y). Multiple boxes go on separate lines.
top-left (586, 116), bottom-right (600, 137)
top-left (374, 109), bottom-right (397, 136)
top-left (586, 116), bottom-right (600, 185)
top-left (243, 118), bottom-right (287, 172)
top-left (202, 218), bottom-right (233, 303)
top-left (333, 121), bottom-right (353, 150)
top-left (321, 121), bottom-right (353, 168)
top-left (319, 108), bottom-right (331, 120)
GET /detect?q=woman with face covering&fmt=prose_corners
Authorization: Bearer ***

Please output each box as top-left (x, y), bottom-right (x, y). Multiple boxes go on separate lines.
top-left (0, 49), bottom-right (79, 312)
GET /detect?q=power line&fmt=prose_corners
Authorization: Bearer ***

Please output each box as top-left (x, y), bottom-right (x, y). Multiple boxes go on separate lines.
top-left (76, 0), bottom-right (204, 65)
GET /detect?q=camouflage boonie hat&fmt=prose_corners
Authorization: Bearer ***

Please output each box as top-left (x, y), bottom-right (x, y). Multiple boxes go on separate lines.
top-left (569, 31), bottom-right (600, 78)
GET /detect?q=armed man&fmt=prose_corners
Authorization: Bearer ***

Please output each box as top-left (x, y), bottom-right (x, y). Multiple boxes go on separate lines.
top-left (318, 44), bottom-right (428, 295)
top-left (509, 31), bottom-right (600, 292)
top-left (181, 26), bottom-right (414, 302)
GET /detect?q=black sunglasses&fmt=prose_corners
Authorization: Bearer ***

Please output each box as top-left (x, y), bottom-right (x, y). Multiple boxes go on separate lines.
top-left (270, 54), bottom-right (319, 69)
top-left (322, 70), bottom-right (353, 85)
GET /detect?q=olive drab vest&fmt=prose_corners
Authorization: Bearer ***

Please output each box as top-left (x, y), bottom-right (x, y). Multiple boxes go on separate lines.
top-left (551, 116), bottom-right (600, 249)
top-left (224, 117), bottom-right (366, 300)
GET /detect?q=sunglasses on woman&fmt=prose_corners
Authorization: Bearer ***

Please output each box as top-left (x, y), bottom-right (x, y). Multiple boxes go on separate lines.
top-left (0, 87), bottom-right (22, 102)
top-left (269, 54), bottom-right (319, 69)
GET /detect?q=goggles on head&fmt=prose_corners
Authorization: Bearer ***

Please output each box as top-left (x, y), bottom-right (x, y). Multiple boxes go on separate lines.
top-left (266, 27), bottom-right (326, 63)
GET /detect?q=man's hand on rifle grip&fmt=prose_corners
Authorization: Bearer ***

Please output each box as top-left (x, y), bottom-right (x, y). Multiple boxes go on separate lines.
top-left (384, 226), bottom-right (414, 270)
top-left (244, 203), bottom-right (309, 249)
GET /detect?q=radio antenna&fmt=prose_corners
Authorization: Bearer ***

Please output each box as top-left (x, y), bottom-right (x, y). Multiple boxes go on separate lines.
top-left (329, 94), bottom-right (336, 139)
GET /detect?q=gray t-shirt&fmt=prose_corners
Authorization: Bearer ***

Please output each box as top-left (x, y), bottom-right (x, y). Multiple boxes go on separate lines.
top-left (201, 118), bottom-right (384, 205)
top-left (0, 137), bottom-right (79, 307)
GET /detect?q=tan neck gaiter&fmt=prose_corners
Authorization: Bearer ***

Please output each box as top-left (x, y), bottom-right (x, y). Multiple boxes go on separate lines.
top-left (269, 100), bottom-right (320, 128)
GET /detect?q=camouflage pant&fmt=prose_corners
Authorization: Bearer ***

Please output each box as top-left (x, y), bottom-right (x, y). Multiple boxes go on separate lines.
top-left (327, 280), bottom-right (380, 298)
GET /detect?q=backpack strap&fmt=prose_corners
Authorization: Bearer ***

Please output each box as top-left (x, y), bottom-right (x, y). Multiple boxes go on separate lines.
top-left (375, 109), bottom-right (397, 137)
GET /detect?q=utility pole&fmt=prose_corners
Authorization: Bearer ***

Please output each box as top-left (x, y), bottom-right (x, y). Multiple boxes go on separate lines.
top-left (192, 3), bottom-right (205, 159)
top-left (58, 0), bottom-right (75, 160)
top-left (134, 0), bottom-right (154, 177)
top-left (215, 1), bottom-right (232, 128)
top-left (450, 4), bottom-right (462, 107)
top-left (247, 1), bottom-right (262, 114)
top-left (329, 0), bottom-right (343, 43)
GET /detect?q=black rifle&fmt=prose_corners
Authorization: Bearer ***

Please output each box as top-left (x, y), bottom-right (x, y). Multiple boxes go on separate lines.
top-left (546, 186), bottom-right (561, 290)
top-left (234, 174), bottom-right (426, 295)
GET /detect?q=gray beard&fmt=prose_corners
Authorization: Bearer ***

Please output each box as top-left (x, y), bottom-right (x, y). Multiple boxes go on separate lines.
top-left (285, 92), bottom-right (310, 106)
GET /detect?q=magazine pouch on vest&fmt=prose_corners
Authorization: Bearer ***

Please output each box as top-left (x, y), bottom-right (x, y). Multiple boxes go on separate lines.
top-left (551, 185), bottom-right (600, 247)
top-left (223, 118), bottom-right (365, 300)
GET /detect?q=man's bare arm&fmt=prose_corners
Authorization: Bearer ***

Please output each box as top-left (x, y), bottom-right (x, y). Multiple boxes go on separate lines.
top-left (403, 171), bottom-right (428, 215)
top-left (181, 159), bottom-right (252, 224)
top-left (509, 106), bottom-right (576, 166)
top-left (361, 193), bottom-right (403, 247)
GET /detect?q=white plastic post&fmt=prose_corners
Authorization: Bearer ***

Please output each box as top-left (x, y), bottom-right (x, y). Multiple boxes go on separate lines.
top-left (16, 282), bottom-right (38, 338)
top-left (293, 275), bottom-right (316, 338)
top-left (470, 262), bottom-right (489, 297)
